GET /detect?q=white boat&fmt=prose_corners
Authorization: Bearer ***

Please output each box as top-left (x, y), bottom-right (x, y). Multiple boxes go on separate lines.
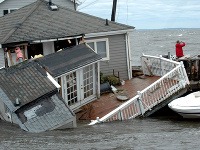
top-left (168, 91), bottom-right (200, 118)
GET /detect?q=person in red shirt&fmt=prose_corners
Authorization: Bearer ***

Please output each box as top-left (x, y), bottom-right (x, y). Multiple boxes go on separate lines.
top-left (175, 40), bottom-right (186, 58)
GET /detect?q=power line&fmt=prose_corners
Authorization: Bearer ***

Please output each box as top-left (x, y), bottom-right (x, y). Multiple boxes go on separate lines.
top-left (116, 0), bottom-right (120, 21)
top-left (126, 0), bottom-right (129, 24)
top-left (79, 0), bottom-right (87, 5)
top-left (78, 0), bottom-right (100, 10)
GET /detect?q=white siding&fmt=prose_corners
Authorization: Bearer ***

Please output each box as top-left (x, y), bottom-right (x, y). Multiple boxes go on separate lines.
top-left (0, 0), bottom-right (75, 16)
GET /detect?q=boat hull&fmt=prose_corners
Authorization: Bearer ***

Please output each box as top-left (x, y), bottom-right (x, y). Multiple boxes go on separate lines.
top-left (168, 91), bottom-right (200, 118)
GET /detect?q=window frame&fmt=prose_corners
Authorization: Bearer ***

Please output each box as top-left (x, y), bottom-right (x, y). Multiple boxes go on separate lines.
top-left (86, 38), bottom-right (110, 61)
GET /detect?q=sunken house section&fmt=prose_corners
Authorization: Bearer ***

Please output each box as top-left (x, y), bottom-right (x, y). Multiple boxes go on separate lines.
top-left (0, 60), bottom-right (76, 133)
top-left (36, 43), bottom-right (102, 77)
top-left (36, 43), bottom-right (102, 111)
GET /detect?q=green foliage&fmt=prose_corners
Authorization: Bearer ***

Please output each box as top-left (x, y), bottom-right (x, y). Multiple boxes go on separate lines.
top-left (100, 72), bottom-right (120, 85)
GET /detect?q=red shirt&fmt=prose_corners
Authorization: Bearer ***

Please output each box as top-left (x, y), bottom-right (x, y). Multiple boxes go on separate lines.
top-left (176, 42), bottom-right (185, 57)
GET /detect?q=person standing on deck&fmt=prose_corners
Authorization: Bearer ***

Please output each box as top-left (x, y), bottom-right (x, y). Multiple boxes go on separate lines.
top-left (175, 40), bottom-right (186, 58)
top-left (15, 47), bottom-right (24, 63)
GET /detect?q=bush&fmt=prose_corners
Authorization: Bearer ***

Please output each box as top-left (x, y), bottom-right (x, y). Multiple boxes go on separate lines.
top-left (100, 72), bottom-right (120, 85)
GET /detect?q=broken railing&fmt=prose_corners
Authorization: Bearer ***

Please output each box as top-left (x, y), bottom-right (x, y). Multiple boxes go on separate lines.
top-left (89, 54), bottom-right (189, 125)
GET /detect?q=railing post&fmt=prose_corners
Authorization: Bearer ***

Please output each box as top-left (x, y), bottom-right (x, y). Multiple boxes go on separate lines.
top-left (119, 110), bottom-right (123, 121)
top-left (180, 61), bottom-right (190, 85)
top-left (137, 91), bottom-right (145, 115)
top-left (159, 55), bottom-right (163, 76)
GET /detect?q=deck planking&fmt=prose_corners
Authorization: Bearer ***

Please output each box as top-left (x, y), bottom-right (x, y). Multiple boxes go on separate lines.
top-left (76, 75), bottom-right (160, 120)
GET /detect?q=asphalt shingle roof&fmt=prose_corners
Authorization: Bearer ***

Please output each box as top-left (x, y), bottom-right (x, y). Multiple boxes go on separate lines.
top-left (36, 43), bottom-right (102, 77)
top-left (0, 60), bottom-right (56, 107)
top-left (0, 60), bottom-right (76, 132)
top-left (0, 0), bottom-right (134, 44)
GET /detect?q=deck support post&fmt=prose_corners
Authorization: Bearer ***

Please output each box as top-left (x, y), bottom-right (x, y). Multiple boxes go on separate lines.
top-left (180, 61), bottom-right (190, 85)
top-left (159, 55), bottom-right (163, 76)
top-left (119, 110), bottom-right (123, 121)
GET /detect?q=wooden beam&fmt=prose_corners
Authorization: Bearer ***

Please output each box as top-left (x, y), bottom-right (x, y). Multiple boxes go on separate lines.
top-left (8, 50), bottom-right (14, 66)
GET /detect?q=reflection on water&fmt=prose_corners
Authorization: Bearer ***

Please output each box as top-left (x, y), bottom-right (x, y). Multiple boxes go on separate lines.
top-left (1, 109), bottom-right (200, 150)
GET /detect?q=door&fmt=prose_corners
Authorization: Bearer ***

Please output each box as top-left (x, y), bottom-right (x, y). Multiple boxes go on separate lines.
top-left (60, 64), bottom-right (96, 110)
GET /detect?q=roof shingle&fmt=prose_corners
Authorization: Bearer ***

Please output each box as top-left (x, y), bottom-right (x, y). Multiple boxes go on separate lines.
top-left (0, 60), bottom-right (56, 107)
top-left (0, 0), bottom-right (134, 44)
top-left (36, 43), bottom-right (102, 77)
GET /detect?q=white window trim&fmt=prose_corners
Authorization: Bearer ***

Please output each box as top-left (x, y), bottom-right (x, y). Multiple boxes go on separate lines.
top-left (85, 38), bottom-right (110, 61)
top-left (3, 8), bottom-right (17, 15)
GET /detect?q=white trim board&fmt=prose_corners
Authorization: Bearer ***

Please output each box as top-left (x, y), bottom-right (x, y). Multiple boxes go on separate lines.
top-left (85, 29), bottom-right (134, 38)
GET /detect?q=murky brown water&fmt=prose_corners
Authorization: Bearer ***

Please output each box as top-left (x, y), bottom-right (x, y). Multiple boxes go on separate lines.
top-left (1, 110), bottom-right (200, 150)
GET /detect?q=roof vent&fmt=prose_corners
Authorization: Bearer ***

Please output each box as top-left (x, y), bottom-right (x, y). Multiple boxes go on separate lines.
top-left (48, 0), bottom-right (58, 11)
top-left (14, 98), bottom-right (20, 106)
top-left (105, 19), bottom-right (109, 26)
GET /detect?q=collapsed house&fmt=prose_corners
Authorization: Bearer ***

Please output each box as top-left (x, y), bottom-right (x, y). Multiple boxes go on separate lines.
top-left (0, 0), bottom-right (135, 132)
top-left (0, 60), bottom-right (77, 132)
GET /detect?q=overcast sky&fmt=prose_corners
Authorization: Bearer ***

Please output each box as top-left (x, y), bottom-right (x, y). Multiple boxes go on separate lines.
top-left (78, 0), bottom-right (200, 29)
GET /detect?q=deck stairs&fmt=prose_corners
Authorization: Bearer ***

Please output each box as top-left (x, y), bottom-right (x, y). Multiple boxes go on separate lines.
top-left (89, 54), bottom-right (190, 125)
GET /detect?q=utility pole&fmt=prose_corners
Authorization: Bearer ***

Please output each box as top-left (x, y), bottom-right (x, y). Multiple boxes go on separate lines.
top-left (111, 0), bottom-right (117, 21)
top-left (74, 0), bottom-right (76, 11)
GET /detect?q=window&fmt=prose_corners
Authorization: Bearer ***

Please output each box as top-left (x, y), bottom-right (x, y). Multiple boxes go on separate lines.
top-left (3, 9), bottom-right (17, 15)
top-left (86, 38), bottom-right (109, 61)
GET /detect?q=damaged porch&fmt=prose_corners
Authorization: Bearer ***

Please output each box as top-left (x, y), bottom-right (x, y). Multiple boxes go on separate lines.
top-left (76, 75), bottom-right (160, 120)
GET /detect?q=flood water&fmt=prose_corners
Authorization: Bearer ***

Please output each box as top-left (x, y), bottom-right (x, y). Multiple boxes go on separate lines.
top-left (1, 108), bottom-right (200, 150)
top-left (130, 28), bottom-right (200, 66)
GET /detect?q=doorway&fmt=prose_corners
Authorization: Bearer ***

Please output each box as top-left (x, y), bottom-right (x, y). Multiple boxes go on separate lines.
top-left (59, 64), bottom-right (96, 110)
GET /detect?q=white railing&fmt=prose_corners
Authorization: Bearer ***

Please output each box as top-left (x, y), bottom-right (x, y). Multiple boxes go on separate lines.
top-left (89, 54), bottom-right (189, 125)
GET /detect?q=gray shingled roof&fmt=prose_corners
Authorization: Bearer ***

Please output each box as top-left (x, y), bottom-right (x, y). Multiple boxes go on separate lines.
top-left (0, 60), bottom-right (56, 107)
top-left (0, 0), bottom-right (134, 44)
top-left (36, 43), bottom-right (102, 78)
top-left (0, 60), bottom-right (76, 132)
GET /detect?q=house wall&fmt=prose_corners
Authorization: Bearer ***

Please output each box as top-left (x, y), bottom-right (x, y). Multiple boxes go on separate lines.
top-left (1, 34), bottom-right (130, 81)
top-left (86, 34), bottom-right (129, 80)
top-left (0, 0), bottom-right (75, 16)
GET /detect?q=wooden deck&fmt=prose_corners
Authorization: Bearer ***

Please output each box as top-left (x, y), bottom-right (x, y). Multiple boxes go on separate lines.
top-left (76, 75), bottom-right (160, 120)
top-left (77, 55), bottom-right (191, 124)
